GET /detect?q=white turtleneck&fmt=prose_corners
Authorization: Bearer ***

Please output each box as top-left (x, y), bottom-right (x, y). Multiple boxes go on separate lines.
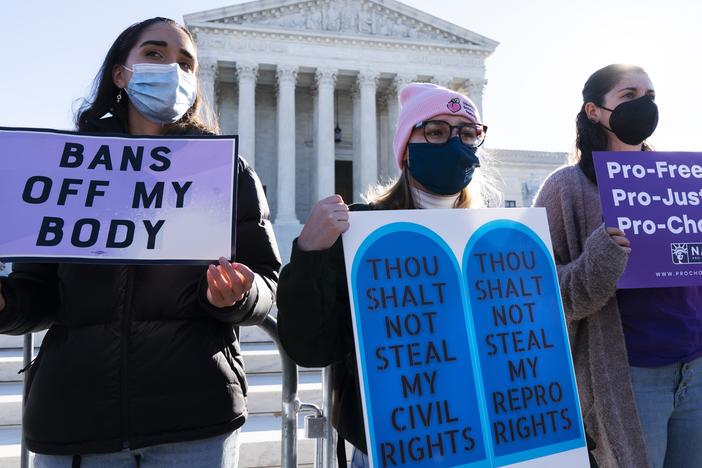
top-left (410, 186), bottom-right (459, 209)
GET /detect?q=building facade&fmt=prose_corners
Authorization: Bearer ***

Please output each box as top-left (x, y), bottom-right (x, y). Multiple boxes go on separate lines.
top-left (185, 0), bottom-right (566, 259)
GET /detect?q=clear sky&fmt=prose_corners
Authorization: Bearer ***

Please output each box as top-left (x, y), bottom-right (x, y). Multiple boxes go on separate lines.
top-left (2, 0), bottom-right (700, 153)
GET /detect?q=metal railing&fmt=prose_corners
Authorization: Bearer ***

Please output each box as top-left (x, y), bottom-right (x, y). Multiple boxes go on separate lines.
top-left (20, 334), bottom-right (33, 468)
top-left (260, 314), bottom-right (336, 468)
top-left (19, 316), bottom-right (337, 468)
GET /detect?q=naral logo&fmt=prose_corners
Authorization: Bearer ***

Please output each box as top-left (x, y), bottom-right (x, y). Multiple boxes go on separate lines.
top-left (671, 243), bottom-right (702, 264)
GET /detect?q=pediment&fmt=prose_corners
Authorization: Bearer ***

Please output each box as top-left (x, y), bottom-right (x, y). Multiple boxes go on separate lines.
top-left (185, 0), bottom-right (498, 49)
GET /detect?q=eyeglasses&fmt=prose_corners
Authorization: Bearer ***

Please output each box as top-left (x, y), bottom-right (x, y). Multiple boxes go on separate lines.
top-left (415, 120), bottom-right (488, 148)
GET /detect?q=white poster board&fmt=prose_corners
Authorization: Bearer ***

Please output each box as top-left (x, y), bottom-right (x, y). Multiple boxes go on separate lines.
top-left (342, 208), bottom-right (589, 468)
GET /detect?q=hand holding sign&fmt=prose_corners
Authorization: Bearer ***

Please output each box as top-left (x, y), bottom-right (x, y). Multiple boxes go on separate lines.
top-left (297, 195), bottom-right (349, 251)
top-left (206, 257), bottom-right (255, 308)
top-left (605, 226), bottom-right (632, 254)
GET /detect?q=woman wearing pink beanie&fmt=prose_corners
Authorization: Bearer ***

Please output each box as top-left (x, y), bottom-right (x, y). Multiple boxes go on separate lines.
top-left (277, 82), bottom-right (498, 467)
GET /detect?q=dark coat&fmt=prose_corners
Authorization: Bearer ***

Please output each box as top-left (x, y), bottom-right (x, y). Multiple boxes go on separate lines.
top-left (0, 117), bottom-right (281, 455)
top-left (277, 204), bottom-right (373, 458)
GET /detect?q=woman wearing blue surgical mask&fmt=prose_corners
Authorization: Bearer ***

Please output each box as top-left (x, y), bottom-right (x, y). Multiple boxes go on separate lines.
top-left (534, 64), bottom-right (702, 468)
top-left (276, 83), bottom-right (500, 467)
top-left (0, 17), bottom-right (280, 467)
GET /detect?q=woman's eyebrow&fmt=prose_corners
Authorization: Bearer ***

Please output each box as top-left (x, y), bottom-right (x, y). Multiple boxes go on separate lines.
top-left (139, 40), bottom-right (194, 60)
top-left (616, 87), bottom-right (638, 93)
top-left (139, 39), bottom-right (168, 48)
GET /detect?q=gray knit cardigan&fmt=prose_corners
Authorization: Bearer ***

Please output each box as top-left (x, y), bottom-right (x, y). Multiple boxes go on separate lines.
top-left (533, 164), bottom-right (649, 468)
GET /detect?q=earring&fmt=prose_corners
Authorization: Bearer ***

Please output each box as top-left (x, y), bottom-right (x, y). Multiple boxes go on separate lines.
top-left (116, 89), bottom-right (123, 104)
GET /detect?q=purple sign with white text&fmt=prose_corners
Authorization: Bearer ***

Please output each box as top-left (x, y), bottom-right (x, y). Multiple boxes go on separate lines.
top-left (0, 128), bottom-right (237, 264)
top-left (593, 151), bottom-right (702, 288)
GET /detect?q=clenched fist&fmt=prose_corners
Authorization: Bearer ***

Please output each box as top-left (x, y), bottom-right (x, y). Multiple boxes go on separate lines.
top-left (297, 195), bottom-right (350, 251)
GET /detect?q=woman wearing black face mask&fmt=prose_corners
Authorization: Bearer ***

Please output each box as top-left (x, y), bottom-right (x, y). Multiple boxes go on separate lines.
top-left (534, 64), bottom-right (702, 468)
top-left (276, 83), bottom-right (500, 467)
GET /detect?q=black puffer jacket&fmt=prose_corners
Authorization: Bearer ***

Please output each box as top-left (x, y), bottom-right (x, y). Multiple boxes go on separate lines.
top-left (0, 117), bottom-right (281, 455)
top-left (277, 204), bottom-right (373, 461)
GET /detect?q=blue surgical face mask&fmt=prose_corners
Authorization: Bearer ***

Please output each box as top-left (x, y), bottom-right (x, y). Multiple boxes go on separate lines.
top-left (407, 137), bottom-right (480, 195)
top-left (123, 63), bottom-right (197, 124)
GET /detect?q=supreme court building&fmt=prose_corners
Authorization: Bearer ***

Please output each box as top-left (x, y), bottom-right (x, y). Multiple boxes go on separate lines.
top-left (184, 0), bottom-right (566, 260)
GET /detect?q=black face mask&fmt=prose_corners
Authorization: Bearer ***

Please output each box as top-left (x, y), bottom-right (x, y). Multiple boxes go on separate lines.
top-left (599, 95), bottom-right (658, 145)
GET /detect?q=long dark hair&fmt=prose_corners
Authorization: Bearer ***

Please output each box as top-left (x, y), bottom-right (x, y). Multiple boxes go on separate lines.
top-left (575, 63), bottom-right (652, 184)
top-left (75, 17), bottom-right (217, 135)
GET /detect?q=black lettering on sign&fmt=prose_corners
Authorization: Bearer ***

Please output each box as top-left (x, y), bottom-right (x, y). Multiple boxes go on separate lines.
top-left (120, 146), bottom-right (144, 171)
top-left (492, 302), bottom-right (536, 327)
top-left (474, 250), bottom-right (537, 273)
top-left (378, 340), bottom-right (457, 369)
top-left (132, 182), bottom-right (164, 209)
top-left (57, 179), bottom-right (84, 206)
top-left (22, 176), bottom-right (52, 204)
top-left (149, 146), bottom-right (172, 171)
top-left (474, 275), bottom-right (544, 301)
top-left (366, 256), bottom-right (440, 281)
top-left (106, 220), bottom-right (135, 248)
top-left (385, 312), bottom-right (438, 338)
top-left (88, 145), bottom-right (113, 170)
top-left (59, 142), bottom-right (84, 168)
top-left (71, 218), bottom-right (100, 247)
top-left (36, 216), bottom-right (64, 246)
top-left (399, 370), bottom-right (437, 398)
top-left (85, 180), bottom-right (110, 207)
top-left (143, 220), bottom-right (165, 249)
top-left (172, 181), bottom-right (192, 208)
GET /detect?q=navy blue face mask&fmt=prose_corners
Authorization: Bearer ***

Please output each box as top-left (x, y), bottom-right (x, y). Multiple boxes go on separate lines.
top-left (407, 137), bottom-right (480, 195)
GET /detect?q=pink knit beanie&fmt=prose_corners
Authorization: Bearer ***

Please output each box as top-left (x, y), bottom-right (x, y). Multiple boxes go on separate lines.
top-left (392, 82), bottom-right (480, 169)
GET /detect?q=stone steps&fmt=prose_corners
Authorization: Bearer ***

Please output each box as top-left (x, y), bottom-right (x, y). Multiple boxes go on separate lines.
top-left (0, 342), bottom-right (318, 384)
top-left (0, 364), bottom-right (322, 426)
top-left (247, 372), bottom-right (322, 415)
top-left (0, 326), bottom-right (272, 349)
top-left (0, 413), bottom-right (337, 468)
top-left (0, 326), bottom-right (329, 467)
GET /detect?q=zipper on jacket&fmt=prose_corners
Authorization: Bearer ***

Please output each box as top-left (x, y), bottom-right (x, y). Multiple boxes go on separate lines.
top-left (18, 357), bottom-right (37, 374)
top-left (18, 343), bottom-right (45, 374)
top-left (121, 268), bottom-right (135, 449)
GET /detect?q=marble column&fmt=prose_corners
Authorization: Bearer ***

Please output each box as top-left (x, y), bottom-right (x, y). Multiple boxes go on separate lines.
top-left (357, 71), bottom-right (379, 201)
top-left (275, 65), bottom-right (299, 225)
top-left (351, 84), bottom-right (361, 202)
top-left (467, 78), bottom-right (487, 118)
top-left (236, 62), bottom-right (258, 167)
top-left (376, 94), bottom-right (390, 181)
top-left (314, 68), bottom-right (337, 202)
top-left (197, 58), bottom-right (219, 128)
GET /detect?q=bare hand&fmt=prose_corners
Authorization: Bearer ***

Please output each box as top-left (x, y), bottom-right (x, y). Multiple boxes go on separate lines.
top-left (606, 227), bottom-right (631, 254)
top-left (297, 195), bottom-right (350, 251)
top-left (206, 257), bottom-right (255, 308)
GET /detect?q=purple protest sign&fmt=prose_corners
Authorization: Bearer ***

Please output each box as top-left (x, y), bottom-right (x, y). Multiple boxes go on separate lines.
top-left (593, 151), bottom-right (702, 288)
top-left (0, 127), bottom-right (237, 264)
